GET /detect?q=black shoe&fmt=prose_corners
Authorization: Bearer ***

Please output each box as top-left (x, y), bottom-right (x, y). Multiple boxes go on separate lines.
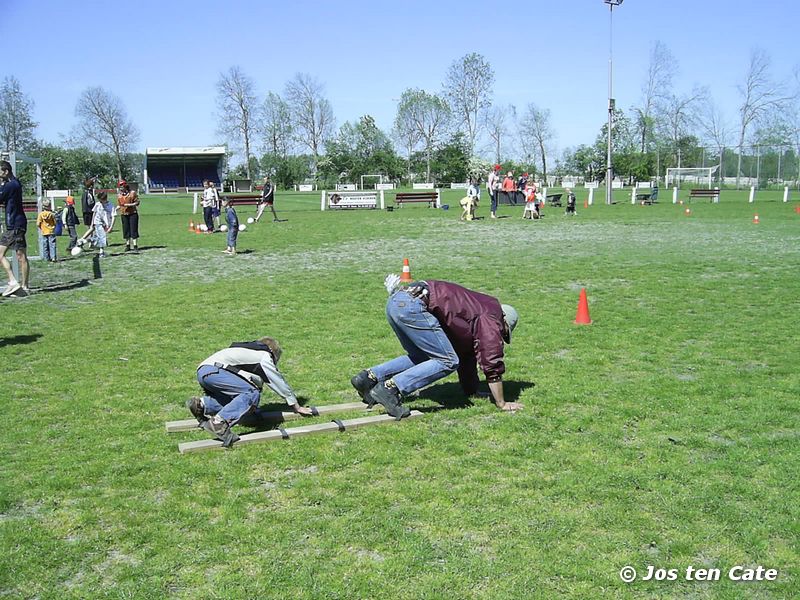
top-left (186, 396), bottom-right (207, 424)
top-left (351, 370), bottom-right (377, 404)
top-left (202, 418), bottom-right (239, 448)
top-left (366, 383), bottom-right (410, 420)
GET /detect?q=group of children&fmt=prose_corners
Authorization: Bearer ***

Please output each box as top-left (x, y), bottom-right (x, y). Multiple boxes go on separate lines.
top-left (459, 173), bottom-right (578, 222)
top-left (36, 182), bottom-right (140, 260)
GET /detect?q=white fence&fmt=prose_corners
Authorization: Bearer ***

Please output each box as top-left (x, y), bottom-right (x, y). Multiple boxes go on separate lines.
top-left (412, 183), bottom-right (435, 190)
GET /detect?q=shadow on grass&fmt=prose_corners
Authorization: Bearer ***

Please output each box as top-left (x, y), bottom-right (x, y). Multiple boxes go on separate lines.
top-left (0, 333), bottom-right (43, 347)
top-left (35, 279), bottom-right (92, 293)
top-left (417, 380), bottom-right (535, 408)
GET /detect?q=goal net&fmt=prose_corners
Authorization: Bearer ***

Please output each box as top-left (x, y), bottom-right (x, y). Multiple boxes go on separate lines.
top-left (665, 166), bottom-right (718, 189)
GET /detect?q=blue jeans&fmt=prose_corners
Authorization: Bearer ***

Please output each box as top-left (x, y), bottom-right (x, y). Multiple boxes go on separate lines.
top-left (227, 227), bottom-right (238, 249)
top-left (369, 290), bottom-right (459, 395)
top-left (489, 190), bottom-right (498, 213)
top-left (196, 364), bottom-right (261, 424)
top-left (42, 234), bottom-right (56, 260)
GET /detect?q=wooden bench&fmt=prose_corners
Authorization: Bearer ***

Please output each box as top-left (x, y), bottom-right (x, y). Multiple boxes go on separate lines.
top-left (689, 188), bottom-right (720, 203)
top-left (394, 191), bottom-right (439, 208)
top-left (226, 194), bottom-right (262, 206)
top-left (636, 187), bottom-right (659, 205)
top-left (545, 193), bottom-right (563, 207)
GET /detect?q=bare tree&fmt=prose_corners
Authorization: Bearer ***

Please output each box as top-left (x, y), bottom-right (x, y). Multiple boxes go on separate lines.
top-left (443, 53), bottom-right (494, 156)
top-left (285, 73), bottom-right (335, 175)
top-left (658, 86), bottom-right (708, 163)
top-left (392, 95), bottom-right (423, 183)
top-left (0, 76), bottom-right (37, 152)
top-left (485, 105), bottom-right (509, 164)
top-left (698, 98), bottom-right (732, 184)
top-left (261, 91), bottom-right (293, 158)
top-left (73, 86), bottom-right (140, 181)
top-left (634, 41), bottom-right (676, 153)
top-left (520, 103), bottom-right (556, 181)
top-left (395, 88), bottom-right (450, 182)
top-left (216, 66), bottom-right (259, 180)
top-left (734, 49), bottom-right (792, 188)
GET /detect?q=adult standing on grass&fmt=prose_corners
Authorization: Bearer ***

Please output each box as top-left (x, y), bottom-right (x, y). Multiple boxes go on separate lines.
top-left (351, 279), bottom-right (522, 419)
top-left (117, 180), bottom-right (140, 252)
top-left (255, 175), bottom-right (279, 222)
top-left (187, 337), bottom-right (314, 447)
top-left (0, 160), bottom-right (29, 297)
top-left (201, 180), bottom-right (216, 233)
top-left (487, 165), bottom-right (501, 219)
top-left (80, 176), bottom-right (96, 229)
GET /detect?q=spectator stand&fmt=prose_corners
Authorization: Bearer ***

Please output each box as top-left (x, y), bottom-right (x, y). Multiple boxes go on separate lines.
top-left (144, 146), bottom-right (225, 194)
top-left (321, 189), bottom-right (384, 210)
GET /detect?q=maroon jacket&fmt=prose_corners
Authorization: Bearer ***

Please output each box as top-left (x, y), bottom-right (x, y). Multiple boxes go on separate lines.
top-left (425, 280), bottom-right (506, 395)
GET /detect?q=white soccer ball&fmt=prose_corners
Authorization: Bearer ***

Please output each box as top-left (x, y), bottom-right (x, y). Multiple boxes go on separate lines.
top-left (199, 224), bottom-right (208, 232)
top-left (220, 224), bottom-right (228, 232)
top-left (71, 246), bottom-right (82, 256)
top-left (77, 238), bottom-right (87, 247)
top-left (247, 217), bottom-right (255, 224)
top-left (238, 224), bottom-right (246, 232)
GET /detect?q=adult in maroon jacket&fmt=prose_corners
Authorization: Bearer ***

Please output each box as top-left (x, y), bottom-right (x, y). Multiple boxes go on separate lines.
top-left (351, 280), bottom-right (521, 418)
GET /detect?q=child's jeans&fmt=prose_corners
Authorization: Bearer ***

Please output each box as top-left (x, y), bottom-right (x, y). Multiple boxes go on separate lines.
top-left (42, 234), bottom-right (57, 261)
top-left (227, 228), bottom-right (238, 250)
top-left (66, 225), bottom-right (78, 250)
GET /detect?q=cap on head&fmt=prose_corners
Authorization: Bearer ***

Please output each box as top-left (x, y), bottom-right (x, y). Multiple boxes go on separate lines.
top-left (501, 304), bottom-right (518, 344)
top-left (66, 196), bottom-right (75, 205)
top-left (118, 179), bottom-right (127, 187)
top-left (494, 164), bottom-right (501, 171)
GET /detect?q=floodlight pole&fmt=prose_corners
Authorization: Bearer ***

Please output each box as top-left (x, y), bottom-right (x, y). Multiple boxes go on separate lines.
top-left (604, 0), bottom-right (623, 205)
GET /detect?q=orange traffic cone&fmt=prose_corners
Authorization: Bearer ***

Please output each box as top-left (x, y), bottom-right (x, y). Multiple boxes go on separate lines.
top-left (574, 288), bottom-right (592, 325)
top-left (753, 214), bottom-right (760, 224)
top-left (583, 199), bottom-right (588, 209)
top-left (794, 205), bottom-right (800, 214)
top-left (400, 258), bottom-right (413, 283)
top-left (189, 219), bottom-right (195, 232)
top-left (685, 208), bottom-right (691, 215)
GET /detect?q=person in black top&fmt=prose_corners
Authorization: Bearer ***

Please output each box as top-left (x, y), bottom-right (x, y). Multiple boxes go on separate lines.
top-left (0, 160), bottom-right (29, 296)
top-left (80, 176), bottom-right (96, 228)
top-left (255, 175), bottom-right (279, 222)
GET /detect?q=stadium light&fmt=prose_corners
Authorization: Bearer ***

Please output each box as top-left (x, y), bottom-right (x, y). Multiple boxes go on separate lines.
top-left (604, 0), bottom-right (623, 205)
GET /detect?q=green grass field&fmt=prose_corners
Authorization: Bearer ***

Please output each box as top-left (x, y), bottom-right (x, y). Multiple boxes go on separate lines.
top-left (2, 188), bottom-right (798, 599)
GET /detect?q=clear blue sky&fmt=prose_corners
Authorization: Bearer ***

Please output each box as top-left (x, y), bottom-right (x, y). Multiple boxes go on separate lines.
top-left (3, 0), bottom-right (797, 159)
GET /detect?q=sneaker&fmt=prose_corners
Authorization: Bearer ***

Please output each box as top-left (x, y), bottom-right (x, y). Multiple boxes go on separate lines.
top-left (186, 396), bottom-right (207, 424)
top-left (351, 370), bottom-right (378, 404)
top-left (366, 382), bottom-right (411, 420)
top-left (202, 417), bottom-right (239, 448)
top-left (2, 282), bottom-right (21, 297)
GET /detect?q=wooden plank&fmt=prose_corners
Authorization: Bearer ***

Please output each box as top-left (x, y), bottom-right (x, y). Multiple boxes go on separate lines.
top-left (178, 410), bottom-right (423, 454)
top-left (165, 401), bottom-right (369, 433)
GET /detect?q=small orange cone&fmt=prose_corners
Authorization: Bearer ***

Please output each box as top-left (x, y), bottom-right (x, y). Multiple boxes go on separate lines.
top-left (583, 199), bottom-right (588, 209)
top-left (400, 258), bottom-right (413, 283)
top-left (794, 205), bottom-right (800, 214)
top-left (753, 214), bottom-right (760, 224)
top-left (574, 288), bottom-right (592, 325)
top-left (685, 208), bottom-right (691, 215)
top-left (189, 219), bottom-right (195, 232)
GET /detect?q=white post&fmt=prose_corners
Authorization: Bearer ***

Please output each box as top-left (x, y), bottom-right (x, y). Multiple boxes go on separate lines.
top-left (783, 186), bottom-right (789, 202)
top-left (542, 187), bottom-right (547, 205)
top-left (320, 190), bottom-right (326, 211)
top-left (193, 192), bottom-right (198, 214)
top-left (380, 190), bottom-right (385, 210)
top-left (435, 190), bottom-right (440, 209)
top-left (588, 188), bottom-right (594, 205)
top-left (672, 187), bottom-right (678, 204)
top-left (714, 186), bottom-right (720, 203)
top-left (748, 186), bottom-right (755, 203)
top-left (631, 186), bottom-right (636, 204)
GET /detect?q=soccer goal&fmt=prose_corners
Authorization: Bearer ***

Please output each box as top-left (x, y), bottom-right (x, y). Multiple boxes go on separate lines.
top-left (665, 166), bottom-right (718, 189)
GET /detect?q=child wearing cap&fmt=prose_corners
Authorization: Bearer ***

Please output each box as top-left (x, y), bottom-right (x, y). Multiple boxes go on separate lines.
top-left (36, 205), bottom-right (58, 262)
top-left (63, 196), bottom-right (80, 251)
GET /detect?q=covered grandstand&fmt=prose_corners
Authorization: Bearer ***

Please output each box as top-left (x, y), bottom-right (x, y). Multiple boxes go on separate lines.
top-left (144, 146), bottom-right (226, 193)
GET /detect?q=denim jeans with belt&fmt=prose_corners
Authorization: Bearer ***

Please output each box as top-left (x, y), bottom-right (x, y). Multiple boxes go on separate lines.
top-left (196, 364), bottom-right (260, 424)
top-left (369, 290), bottom-right (459, 395)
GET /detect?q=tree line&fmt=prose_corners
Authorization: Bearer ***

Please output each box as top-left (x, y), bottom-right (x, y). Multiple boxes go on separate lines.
top-left (2, 45), bottom-right (798, 191)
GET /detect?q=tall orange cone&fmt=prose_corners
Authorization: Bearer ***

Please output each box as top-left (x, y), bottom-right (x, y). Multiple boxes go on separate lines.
top-left (574, 288), bottom-right (592, 325)
top-left (753, 214), bottom-right (760, 224)
top-left (583, 199), bottom-right (588, 209)
top-left (400, 258), bottom-right (413, 283)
